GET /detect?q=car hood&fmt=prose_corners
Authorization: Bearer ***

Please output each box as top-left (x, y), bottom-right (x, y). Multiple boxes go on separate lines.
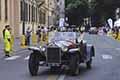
top-left (48, 40), bottom-right (76, 48)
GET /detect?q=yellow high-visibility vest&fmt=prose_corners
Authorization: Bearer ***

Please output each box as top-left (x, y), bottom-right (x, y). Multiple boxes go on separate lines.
top-left (4, 29), bottom-right (11, 52)
top-left (5, 29), bottom-right (11, 40)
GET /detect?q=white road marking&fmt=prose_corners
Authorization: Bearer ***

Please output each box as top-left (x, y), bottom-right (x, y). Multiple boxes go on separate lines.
top-left (58, 75), bottom-right (65, 80)
top-left (5, 56), bottom-right (21, 60)
top-left (102, 54), bottom-right (112, 60)
top-left (115, 48), bottom-right (120, 51)
top-left (24, 56), bottom-right (29, 60)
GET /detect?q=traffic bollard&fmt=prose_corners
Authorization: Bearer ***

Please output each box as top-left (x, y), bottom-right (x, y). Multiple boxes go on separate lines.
top-left (20, 35), bottom-right (27, 48)
top-left (116, 33), bottom-right (120, 41)
top-left (32, 33), bottom-right (37, 46)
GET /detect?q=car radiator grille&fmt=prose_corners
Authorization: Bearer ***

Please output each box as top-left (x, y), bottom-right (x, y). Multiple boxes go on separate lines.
top-left (46, 47), bottom-right (61, 64)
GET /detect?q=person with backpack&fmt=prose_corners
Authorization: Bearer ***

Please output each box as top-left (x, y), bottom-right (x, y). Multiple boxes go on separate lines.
top-left (26, 27), bottom-right (32, 46)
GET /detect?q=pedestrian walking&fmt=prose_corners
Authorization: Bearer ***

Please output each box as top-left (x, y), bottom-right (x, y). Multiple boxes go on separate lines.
top-left (26, 27), bottom-right (32, 46)
top-left (44, 27), bottom-right (49, 43)
top-left (36, 26), bottom-right (41, 44)
top-left (3, 25), bottom-right (11, 57)
top-left (41, 26), bottom-right (45, 42)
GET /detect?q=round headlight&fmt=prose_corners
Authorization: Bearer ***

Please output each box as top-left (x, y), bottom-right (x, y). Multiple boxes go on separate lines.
top-left (62, 47), bottom-right (68, 52)
top-left (41, 47), bottom-right (46, 52)
top-left (39, 46), bottom-right (42, 48)
top-left (39, 46), bottom-right (46, 52)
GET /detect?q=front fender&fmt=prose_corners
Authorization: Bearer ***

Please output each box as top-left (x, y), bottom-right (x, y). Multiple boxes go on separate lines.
top-left (28, 46), bottom-right (46, 58)
top-left (28, 46), bottom-right (40, 51)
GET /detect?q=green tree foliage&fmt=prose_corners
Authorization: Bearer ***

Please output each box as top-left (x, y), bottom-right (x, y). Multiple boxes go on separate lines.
top-left (65, 0), bottom-right (98, 26)
top-left (66, 0), bottom-right (120, 27)
top-left (93, 0), bottom-right (120, 26)
top-left (65, 0), bottom-right (90, 26)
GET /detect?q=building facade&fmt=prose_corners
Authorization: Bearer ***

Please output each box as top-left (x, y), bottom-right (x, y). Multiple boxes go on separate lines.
top-left (40, 0), bottom-right (57, 27)
top-left (0, 0), bottom-right (57, 39)
top-left (0, 0), bottom-right (20, 38)
top-left (54, 0), bottom-right (65, 27)
top-left (57, 0), bottom-right (65, 19)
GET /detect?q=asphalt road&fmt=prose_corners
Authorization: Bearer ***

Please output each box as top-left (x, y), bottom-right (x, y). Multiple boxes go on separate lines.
top-left (0, 33), bottom-right (120, 80)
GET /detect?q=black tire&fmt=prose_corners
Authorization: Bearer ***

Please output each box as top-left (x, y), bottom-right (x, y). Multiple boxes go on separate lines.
top-left (86, 58), bottom-right (92, 69)
top-left (29, 53), bottom-right (39, 76)
top-left (69, 54), bottom-right (79, 76)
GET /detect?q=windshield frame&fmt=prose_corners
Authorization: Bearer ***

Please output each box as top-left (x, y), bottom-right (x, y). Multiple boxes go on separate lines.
top-left (48, 32), bottom-right (77, 43)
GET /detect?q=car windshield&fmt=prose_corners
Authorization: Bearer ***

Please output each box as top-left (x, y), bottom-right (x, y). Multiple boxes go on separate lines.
top-left (48, 32), bottom-right (77, 43)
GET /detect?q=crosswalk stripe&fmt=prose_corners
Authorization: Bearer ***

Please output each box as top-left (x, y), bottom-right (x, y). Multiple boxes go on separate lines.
top-left (102, 54), bottom-right (112, 60)
top-left (5, 56), bottom-right (21, 60)
top-left (24, 56), bottom-right (29, 60)
top-left (115, 48), bottom-right (120, 51)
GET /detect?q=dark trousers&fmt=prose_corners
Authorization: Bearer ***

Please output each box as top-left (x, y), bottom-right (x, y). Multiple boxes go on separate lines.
top-left (26, 37), bottom-right (30, 46)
